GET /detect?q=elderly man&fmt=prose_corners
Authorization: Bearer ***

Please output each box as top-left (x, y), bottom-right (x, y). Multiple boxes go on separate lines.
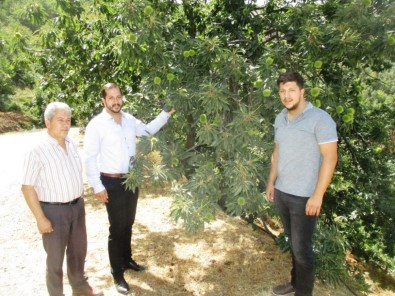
top-left (21, 102), bottom-right (102, 296)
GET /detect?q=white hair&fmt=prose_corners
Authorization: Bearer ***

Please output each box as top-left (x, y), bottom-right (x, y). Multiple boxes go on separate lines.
top-left (44, 102), bottom-right (71, 120)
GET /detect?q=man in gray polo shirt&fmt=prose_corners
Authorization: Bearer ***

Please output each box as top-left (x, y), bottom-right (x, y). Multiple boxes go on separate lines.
top-left (265, 72), bottom-right (338, 296)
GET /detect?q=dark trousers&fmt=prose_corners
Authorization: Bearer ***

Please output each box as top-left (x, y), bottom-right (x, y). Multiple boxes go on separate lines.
top-left (41, 198), bottom-right (88, 296)
top-left (101, 176), bottom-right (139, 276)
top-left (274, 189), bottom-right (318, 296)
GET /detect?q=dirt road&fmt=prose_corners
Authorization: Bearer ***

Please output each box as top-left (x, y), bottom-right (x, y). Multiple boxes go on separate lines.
top-left (0, 128), bottom-right (98, 296)
top-left (0, 128), bottom-right (136, 295)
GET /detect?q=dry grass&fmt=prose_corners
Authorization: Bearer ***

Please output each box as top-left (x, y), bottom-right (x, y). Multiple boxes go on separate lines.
top-left (81, 191), bottom-right (377, 296)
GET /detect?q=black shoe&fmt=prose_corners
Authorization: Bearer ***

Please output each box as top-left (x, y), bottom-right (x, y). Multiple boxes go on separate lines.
top-left (113, 274), bottom-right (130, 295)
top-left (272, 282), bottom-right (295, 295)
top-left (123, 259), bottom-right (146, 272)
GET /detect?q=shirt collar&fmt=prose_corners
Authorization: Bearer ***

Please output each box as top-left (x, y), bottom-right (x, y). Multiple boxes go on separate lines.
top-left (45, 132), bottom-right (70, 145)
top-left (101, 108), bottom-right (125, 121)
top-left (304, 102), bottom-right (314, 113)
top-left (281, 102), bottom-right (313, 119)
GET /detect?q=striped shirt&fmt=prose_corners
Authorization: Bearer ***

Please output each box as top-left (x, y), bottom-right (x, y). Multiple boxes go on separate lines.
top-left (21, 133), bottom-right (83, 202)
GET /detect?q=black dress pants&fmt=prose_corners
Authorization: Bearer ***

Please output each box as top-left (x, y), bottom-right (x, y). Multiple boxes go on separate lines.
top-left (101, 175), bottom-right (139, 276)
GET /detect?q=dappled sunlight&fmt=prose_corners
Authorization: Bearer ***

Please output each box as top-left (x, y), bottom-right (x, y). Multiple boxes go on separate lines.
top-left (126, 196), bottom-right (294, 295)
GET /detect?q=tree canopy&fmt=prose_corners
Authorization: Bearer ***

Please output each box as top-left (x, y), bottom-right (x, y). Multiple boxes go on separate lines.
top-left (4, 0), bottom-right (395, 289)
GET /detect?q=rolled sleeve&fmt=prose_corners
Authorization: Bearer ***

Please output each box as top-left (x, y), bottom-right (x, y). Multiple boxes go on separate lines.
top-left (136, 111), bottom-right (170, 137)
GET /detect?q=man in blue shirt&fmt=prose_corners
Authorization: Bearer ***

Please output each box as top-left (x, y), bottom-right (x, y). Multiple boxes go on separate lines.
top-left (265, 72), bottom-right (338, 296)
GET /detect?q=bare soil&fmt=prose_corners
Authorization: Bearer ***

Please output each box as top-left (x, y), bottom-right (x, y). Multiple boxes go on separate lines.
top-left (0, 113), bottom-right (394, 296)
top-left (0, 111), bottom-right (33, 133)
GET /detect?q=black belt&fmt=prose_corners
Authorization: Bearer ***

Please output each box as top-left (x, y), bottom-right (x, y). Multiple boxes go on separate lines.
top-left (40, 197), bottom-right (80, 205)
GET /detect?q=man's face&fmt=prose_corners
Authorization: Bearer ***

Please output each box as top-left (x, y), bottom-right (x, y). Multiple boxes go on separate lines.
top-left (102, 87), bottom-right (123, 114)
top-left (278, 81), bottom-right (305, 111)
top-left (45, 110), bottom-right (71, 140)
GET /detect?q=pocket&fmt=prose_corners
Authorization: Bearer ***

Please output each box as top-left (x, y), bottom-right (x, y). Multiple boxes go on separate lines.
top-left (101, 177), bottom-right (124, 192)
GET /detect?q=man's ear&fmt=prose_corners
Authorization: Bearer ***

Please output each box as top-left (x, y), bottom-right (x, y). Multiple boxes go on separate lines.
top-left (44, 119), bottom-right (50, 129)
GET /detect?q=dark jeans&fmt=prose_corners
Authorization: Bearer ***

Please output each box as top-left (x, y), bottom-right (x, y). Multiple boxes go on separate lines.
top-left (41, 198), bottom-right (88, 296)
top-left (274, 189), bottom-right (318, 296)
top-left (101, 176), bottom-right (139, 275)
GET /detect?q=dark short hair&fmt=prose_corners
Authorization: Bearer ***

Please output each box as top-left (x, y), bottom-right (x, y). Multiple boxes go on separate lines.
top-left (276, 72), bottom-right (304, 89)
top-left (101, 82), bottom-right (121, 99)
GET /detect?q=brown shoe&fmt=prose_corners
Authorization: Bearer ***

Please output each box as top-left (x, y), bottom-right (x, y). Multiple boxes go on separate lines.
top-left (72, 285), bottom-right (104, 296)
top-left (272, 282), bottom-right (295, 295)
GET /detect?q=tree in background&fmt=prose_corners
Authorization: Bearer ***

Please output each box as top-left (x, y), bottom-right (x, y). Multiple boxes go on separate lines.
top-left (17, 0), bottom-right (395, 289)
top-left (0, 0), bottom-right (57, 112)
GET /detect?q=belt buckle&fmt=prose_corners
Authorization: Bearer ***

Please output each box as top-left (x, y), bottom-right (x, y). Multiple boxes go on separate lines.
top-left (69, 198), bottom-right (79, 205)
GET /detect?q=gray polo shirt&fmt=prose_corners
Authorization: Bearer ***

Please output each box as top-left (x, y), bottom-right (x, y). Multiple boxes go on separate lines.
top-left (274, 102), bottom-right (338, 197)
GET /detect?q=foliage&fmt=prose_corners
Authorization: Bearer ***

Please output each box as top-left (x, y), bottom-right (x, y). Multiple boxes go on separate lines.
top-left (12, 0), bottom-right (395, 286)
top-left (325, 65), bottom-right (395, 270)
top-left (0, 0), bottom-right (56, 113)
top-left (314, 223), bottom-right (368, 292)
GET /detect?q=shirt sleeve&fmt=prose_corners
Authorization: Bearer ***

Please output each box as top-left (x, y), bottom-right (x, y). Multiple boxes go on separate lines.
top-left (274, 114), bottom-right (281, 144)
top-left (84, 121), bottom-right (105, 193)
top-left (21, 149), bottom-right (41, 186)
top-left (316, 113), bottom-right (338, 144)
top-left (135, 110), bottom-right (171, 137)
